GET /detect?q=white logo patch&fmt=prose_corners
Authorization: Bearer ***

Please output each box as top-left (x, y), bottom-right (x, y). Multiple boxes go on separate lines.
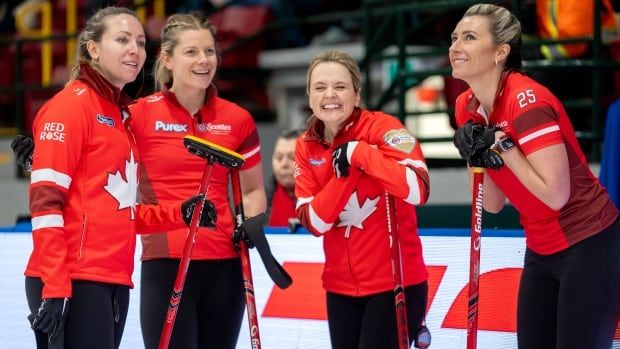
top-left (384, 128), bottom-right (416, 154)
top-left (39, 122), bottom-right (66, 142)
top-left (155, 121), bottom-right (188, 132)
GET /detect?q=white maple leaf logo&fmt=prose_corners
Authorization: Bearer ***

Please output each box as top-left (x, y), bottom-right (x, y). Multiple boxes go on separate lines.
top-left (104, 150), bottom-right (139, 219)
top-left (337, 192), bottom-right (380, 238)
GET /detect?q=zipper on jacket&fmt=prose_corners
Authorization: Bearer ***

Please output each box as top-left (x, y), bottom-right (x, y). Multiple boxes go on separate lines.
top-left (189, 110), bottom-right (199, 136)
top-left (78, 214), bottom-right (88, 262)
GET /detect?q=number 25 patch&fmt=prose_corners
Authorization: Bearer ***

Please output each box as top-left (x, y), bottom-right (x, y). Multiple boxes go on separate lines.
top-left (384, 128), bottom-right (416, 153)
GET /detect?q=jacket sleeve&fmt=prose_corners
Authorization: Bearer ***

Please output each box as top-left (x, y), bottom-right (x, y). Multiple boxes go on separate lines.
top-left (294, 139), bottom-right (361, 236)
top-left (134, 201), bottom-right (186, 234)
top-left (349, 115), bottom-right (429, 205)
top-left (235, 108), bottom-right (262, 170)
top-left (29, 97), bottom-right (88, 298)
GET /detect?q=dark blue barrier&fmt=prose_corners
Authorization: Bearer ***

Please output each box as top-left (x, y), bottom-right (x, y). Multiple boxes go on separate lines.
top-left (268, 226), bottom-right (524, 237)
top-left (2, 223), bottom-right (524, 237)
top-left (0, 221), bottom-right (32, 233)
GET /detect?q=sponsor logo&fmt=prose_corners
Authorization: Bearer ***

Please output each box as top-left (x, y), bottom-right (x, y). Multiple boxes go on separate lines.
top-left (250, 326), bottom-right (260, 348)
top-left (155, 121), bottom-right (188, 132)
top-left (384, 128), bottom-right (416, 153)
top-left (96, 114), bottom-right (116, 127)
top-left (309, 158), bottom-right (325, 166)
top-left (343, 121), bottom-right (355, 132)
top-left (39, 122), bottom-right (66, 142)
top-left (73, 88), bottom-right (86, 96)
top-left (293, 164), bottom-right (301, 178)
top-left (202, 122), bottom-right (232, 135)
top-left (493, 120), bottom-right (511, 134)
top-left (494, 120), bottom-right (508, 129)
top-left (147, 95), bottom-right (164, 103)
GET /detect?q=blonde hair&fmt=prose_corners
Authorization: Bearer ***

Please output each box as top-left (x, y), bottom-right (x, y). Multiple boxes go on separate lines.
top-left (306, 50), bottom-right (361, 95)
top-left (153, 13), bottom-right (218, 90)
top-left (463, 3), bottom-right (522, 70)
top-left (69, 7), bottom-right (139, 81)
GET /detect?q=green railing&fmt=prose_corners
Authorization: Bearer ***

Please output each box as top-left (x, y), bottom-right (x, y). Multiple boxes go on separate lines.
top-left (2, 0), bottom-right (618, 161)
top-left (360, 0), bottom-right (619, 161)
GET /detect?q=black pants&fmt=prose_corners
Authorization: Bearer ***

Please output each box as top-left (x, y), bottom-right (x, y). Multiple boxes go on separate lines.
top-left (140, 258), bottom-right (245, 349)
top-left (25, 277), bottom-right (129, 349)
top-left (517, 218), bottom-right (620, 349)
top-left (326, 281), bottom-right (428, 349)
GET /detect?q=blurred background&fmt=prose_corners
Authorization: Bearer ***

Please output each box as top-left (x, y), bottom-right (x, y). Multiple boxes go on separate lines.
top-left (0, 0), bottom-right (618, 228)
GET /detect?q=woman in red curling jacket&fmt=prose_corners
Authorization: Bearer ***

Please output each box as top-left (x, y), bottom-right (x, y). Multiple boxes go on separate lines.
top-left (25, 7), bottom-right (213, 349)
top-left (451, 4), bottom-right (620, 348)
top-left (128, 13), bottom-right (266, 349)
top-left (294, 50), bottom-right (430, 349)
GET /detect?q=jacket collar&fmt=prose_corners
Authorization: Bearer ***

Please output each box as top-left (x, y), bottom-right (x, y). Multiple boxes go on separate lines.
top-left (304, 107), bottom-right (362, 145)
top-left (161, 83), bottom-right (218, 111)
top-left (77, 64), bottom-right (133, 108)
top-left (465, 70), bottom-right (513, 118)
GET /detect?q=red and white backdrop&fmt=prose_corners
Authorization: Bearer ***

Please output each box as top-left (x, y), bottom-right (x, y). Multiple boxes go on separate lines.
top-left (1, 230), bottom-right (619, 348)
top-left (236, 230), bottom-right (620, 349)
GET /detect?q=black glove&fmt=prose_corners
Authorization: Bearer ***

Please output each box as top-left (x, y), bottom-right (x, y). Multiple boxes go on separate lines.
top-left (472, 125), bottom-right (499, 156)
top-left (181, 194), bottom-right (217, 228)
top-left (468, 149), bottom-right (504, 170)
top-left (332, 141), bottom-right (358, 178)
top-left (453, 121), bottom-right (498, 160)
top-left (233, 213), bottom-right (266, 249)
top-left (453, 121), bottom-right (483, 160)
top-left (287, 217), bottom-right (301, 233)
top-left (11, 135), bottom-right (34, 171)
top-left (31, 298), bottom-right (70, 344)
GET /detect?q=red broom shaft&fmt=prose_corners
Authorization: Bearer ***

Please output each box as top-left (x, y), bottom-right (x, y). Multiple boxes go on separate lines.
top-left (385, 192), bottom-right (409, 349)
top-left (159, 162), bottom-right (214, 349)
top-left (467, 168), bottom-right (484, 349)
top-left (231, 169), bottom-right (262, 349)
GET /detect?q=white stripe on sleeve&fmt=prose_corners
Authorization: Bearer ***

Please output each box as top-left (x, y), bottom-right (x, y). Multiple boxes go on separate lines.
top-left (404, 168), bottom-right (422, 205)
top-left (518, 125), bottom-right (560, 145)
top-left (308, 205), bottom-right (332, 235)
top-left (242, 145), bottom-right (261, 160)
top-left (397, 159), bottom-right (426, 205)
top-left (31, 169), bottom-right (72, 189)
top-left (398, 159), bottom-right (428, 172)
top-left (296, 196), bottom-right (313, 209)
top-left (296, 196), bottom-right (332, 234)
top-left (32, 214), bottom-right (64, 230)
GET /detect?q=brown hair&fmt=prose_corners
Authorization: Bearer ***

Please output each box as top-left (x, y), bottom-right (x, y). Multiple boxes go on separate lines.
top-left (153, 13), bottom-right (218, 90)
top-left (306, 50), bottom-right (362, 95)
top-left (69, 7), bottom-right (140, 81)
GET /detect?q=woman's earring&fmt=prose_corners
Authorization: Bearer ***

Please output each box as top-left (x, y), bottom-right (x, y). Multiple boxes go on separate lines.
top-left (494, 58), bottom-right (498, 66)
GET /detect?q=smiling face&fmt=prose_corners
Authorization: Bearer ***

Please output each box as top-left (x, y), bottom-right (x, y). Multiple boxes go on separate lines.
top-left (449, 15), bottom-right (502, 84)
top-left (308, 62), bottom-right (360, 134)
top-left (164, 29), bottom-right (217, 92)
top-left (87, 14), bottom-right (146, 90)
